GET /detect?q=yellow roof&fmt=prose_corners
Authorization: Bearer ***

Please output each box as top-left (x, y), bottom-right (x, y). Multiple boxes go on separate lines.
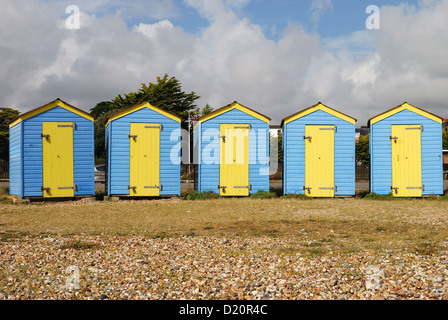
top-left (106, 101), bottom-right (182, 127)
top-left (9, 99), bottom-right (94, 128)
top-left (281, 102), bottom-right (357, 127)
top-left (195, 101), bottom-right (270, 127)
top-left (368, 102), bottom-right (443, 127)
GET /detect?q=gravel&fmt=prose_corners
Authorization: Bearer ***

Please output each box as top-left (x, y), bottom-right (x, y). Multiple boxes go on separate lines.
top-left (1, 235), bottom-right (448, 300)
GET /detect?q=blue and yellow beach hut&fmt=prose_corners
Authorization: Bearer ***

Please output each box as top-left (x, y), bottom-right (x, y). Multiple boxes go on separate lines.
top-left (9, 99), bottom-right (95, 199)
top-left (281, 102), bottom-right (356, 197)
top-left (105, 102), bottom-right (181, 197)
top-left (194, 101), bottom-right (270, 196)
top-left (368, 102), bottom-right (443, 197)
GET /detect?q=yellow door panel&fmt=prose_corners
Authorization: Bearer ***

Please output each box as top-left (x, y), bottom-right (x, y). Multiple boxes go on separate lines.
top-left (129, 123), bottom-right (160, 197)
top-left (304, 125), bottom-right (335, 198)
top-left (391, 125), bottom-right (422, 197)
top-left (42, 122), bottom-right (74, 198)
top-left (219, 124), bottom-right (250, 196)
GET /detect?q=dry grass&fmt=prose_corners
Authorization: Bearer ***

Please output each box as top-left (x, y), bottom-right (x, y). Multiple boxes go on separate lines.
top-left (1, 197), bottom-right (448, 255)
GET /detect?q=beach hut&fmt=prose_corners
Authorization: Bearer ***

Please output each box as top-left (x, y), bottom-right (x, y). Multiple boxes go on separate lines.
top-left (193, 101), bottom-right (270, 196)
top-left (105, 102), bottom-right (181, 197)
top-left (368, 102), bottom-right (443, 197)
top-left (281, 102), bottom-right (357, 197)
top-left (9, 99), bottom-right (95, 199)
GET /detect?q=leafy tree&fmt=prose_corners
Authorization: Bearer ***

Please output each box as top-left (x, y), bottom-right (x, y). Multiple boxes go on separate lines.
top-left (109, 74), bottom-right (200, 120)
top-left (90, 101), bottom-right (114, 119)
top-left (0, 108), bottom-right (20, 161)
top-left (356, 134), bottom-right (370, 165)
top-left (92, 107), bottom-right (120, 162)
top-left (200, 104), bottom-right (214, 116)
top-left (90, 74), bottom-right (200, 159)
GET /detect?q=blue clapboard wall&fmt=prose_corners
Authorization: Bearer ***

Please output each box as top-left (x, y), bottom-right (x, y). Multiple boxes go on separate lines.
top-left (105, 103), bottom-right (181, 196)
top-left (9, 99), bottom-right (94, 198)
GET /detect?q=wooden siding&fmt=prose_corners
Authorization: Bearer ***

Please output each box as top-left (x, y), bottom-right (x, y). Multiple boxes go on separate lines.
top-left (9, 122), bottom-right (23, 197)
top-left (195, 108), bottom-right (270, 194)
top-left (107, 107), bottom-right (181, 196)
top-left (283, 109), bottom-right (355, 196)
top-left (370, 109), bottom-right (443, 195)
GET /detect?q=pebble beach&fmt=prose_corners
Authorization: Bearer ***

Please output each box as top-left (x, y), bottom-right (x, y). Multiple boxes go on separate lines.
top-left (1, 235), bottom-right (447, 300)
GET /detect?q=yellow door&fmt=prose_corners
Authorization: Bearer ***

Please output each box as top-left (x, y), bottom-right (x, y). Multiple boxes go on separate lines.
top-left (219, 124), bottom-right (250, 196)
top-left (304, 125), bottom-right (335, 197)
top-left (391, 125), bottom-right (422, 197)
top-left (42, 122), bottom-right (75, 198)
top-left (129, 123), bottom-right (160, 196)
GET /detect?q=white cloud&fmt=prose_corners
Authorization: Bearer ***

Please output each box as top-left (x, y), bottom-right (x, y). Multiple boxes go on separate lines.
top-left (309, 0), bottom-right (333, 24)
top-left (0, 0), bottom-right (448, 126)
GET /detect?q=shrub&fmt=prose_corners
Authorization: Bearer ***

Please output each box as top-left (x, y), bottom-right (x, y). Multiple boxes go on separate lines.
top-left (362, 192), bottom-right (395, 200)
top-left (95, 190), bottom-right (106, 201)
top-left (250, 190), bottom-right (277, 199)
top-left (184, 191), bottom-right (219, 200)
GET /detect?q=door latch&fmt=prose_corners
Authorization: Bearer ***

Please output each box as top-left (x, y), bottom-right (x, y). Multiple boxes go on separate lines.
top-left (390, 187), bottom-right (399, 194)
top-left (390, 136), bottom-right (399, 142)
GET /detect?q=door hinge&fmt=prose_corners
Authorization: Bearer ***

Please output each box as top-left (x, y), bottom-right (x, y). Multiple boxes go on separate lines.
top-left (303, 186), bottom-right (312, 193)
top-left (128, 134), bottom-right (138, 139)
top-left (407, 185), bottom-right (425, 191)
top-left (145, 125), bottom-right (163, 130)
top-left (234, 185), bottom-right (252, 190)
top-left (58, 124), bottom-right (75, 129)
top-left (41, 187), bottom-right (51, 192)
top-left (233, 125), bottom-right (251, 130)
top-left (319, 186), bottom-right (337, 191)
top-left (320, 126), bottom-right (337, 132)
top-left (41, 134), bottom-right (50, 139)
top-left (303, 136), bottom-right (312, 141)
top-left (144, 185), bottom-right (162, 190)
top-left (406, 125), bottom-right (423, 131)
top-left (218, 185), bottom-right (227, 190)
top-left (58, 185), bottom-right (76, 190)
top-left (128, 186), bottom-right (137, 190)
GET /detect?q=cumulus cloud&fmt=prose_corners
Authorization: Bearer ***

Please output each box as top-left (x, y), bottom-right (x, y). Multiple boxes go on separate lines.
top-left (0, 0), bottom-right (447, 126)
top-left (309, 0), bottom-right (333, 24)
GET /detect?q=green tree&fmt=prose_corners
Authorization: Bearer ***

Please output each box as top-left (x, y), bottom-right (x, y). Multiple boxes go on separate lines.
top-left (0, 108), bottom-right (20, 161)
top-left (443, 131), bottom-right (448, 150)
top-left (200, 104), bottom-right (214, 116)
top-left (92, 107), bottom-right (120, 162)
top-left (90, 101), bottom-right (114, 119)
top-left (356, 134), bottom-right (370, 165)
top-left (110, 74), bottom-right (200, 120)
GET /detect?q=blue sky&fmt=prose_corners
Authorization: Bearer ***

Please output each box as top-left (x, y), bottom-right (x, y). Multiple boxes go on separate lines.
top-left (1, 0), bottom-right (447, 125)
top-left (124, 0), bottom-right (420, 39)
